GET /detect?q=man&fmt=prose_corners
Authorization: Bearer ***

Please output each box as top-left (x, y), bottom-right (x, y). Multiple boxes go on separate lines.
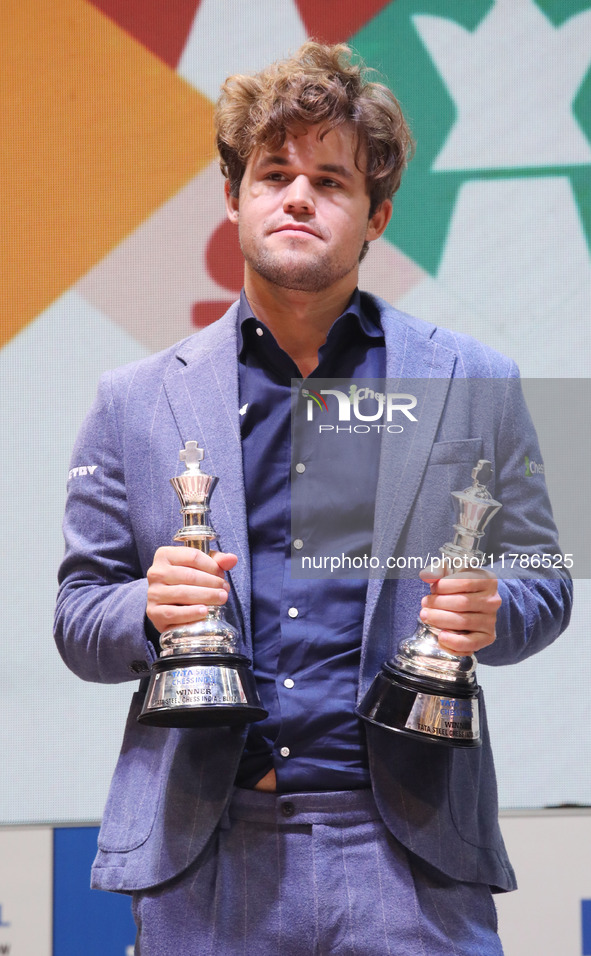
top-left (55, 42), bottom-right (571, 955)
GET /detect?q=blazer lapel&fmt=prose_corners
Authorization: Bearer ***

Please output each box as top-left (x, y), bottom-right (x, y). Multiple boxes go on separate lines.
top-left (360, 306), bottom-right (457, 679)
top-left (162, 306), bottom-right (252, 650)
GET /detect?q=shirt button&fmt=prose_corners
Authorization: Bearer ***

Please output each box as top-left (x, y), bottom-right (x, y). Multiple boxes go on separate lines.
top-left (288, 607), bottom-right (298, 618)
top-left (256, 326), bottom-right (264, 336)
top-left (293, 539), bottom-right (304, 550)
top-left (281, 801), bottom-right (295, 817)
top-left (283, 678), bottom-right (295, 689)
top-left (280, 746), bottom-right (290, 757)
top-left (295, 462), bottom-right (306, 474)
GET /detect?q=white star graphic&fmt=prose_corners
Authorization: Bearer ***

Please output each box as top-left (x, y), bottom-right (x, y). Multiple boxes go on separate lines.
top-left (178, 0), bottom-right (307, 102)
top-left (413, 0), bottom-right (591, 170)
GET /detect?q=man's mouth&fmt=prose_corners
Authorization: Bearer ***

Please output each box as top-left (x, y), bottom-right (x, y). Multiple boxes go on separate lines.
top-left (273, 224), bottom-right (321, 238)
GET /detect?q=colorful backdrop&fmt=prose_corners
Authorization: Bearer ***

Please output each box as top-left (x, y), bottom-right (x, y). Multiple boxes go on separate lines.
top-left (2, 0), bottom-right (590, 830)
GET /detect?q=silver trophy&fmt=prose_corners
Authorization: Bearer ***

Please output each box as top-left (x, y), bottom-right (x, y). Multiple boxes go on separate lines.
top-left (138, 441), bottom-right (267, 727)
top-left (357, 460), bottom-right (501, 747)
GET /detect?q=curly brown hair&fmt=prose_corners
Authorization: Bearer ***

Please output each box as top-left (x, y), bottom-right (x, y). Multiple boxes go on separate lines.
top-left (215, 41), bottom-right (413, 215)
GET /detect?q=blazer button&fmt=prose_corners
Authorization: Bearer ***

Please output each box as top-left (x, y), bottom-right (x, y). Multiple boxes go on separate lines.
top-left (281, 801), bottom-right (295, 818)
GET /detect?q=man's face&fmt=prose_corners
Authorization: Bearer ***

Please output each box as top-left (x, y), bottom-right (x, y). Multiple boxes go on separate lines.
top-left (225, 124), bottom-right (391, 295)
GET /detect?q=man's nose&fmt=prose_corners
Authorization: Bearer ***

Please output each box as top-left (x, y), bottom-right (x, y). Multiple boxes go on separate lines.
top-left (283, 176), bottom-right (315, 215)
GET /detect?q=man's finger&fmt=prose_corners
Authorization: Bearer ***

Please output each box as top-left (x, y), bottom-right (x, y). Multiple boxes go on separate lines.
top-left (426, 573), bottom-right (496, 595)
top-left (155, 545), bottom-right (223, 575)
top-left (437, 629), bottom-right (496, 654)
top-left (210, 550), bottom-right (239, 572)
top-left (147, 561), bottom-right (230, 591)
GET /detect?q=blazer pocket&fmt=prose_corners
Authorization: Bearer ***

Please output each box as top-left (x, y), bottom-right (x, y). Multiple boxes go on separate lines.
top-left (428, 438), bottom-right (483, 466)
top-left (98, 690), bottom-right (167, 853)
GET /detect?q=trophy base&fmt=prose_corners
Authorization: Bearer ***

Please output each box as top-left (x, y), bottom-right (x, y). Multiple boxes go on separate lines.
top-left (137, 653), bottom-right (268, 728)
top-left (356, 663), bottom-right (481, 748)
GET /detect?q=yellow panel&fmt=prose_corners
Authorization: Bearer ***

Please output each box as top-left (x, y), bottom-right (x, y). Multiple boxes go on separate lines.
top-left (0, 0), bottom-right (216, 347)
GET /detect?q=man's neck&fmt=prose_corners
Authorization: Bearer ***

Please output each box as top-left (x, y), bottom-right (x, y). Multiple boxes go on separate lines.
top-left (244, 271), bottom-right (358, 378)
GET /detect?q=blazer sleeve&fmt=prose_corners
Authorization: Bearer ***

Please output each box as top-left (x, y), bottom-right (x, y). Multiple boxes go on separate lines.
top-left (54, 371), bottom-right (159, 684)
top-left (476, 362), bottom-right (573, 666)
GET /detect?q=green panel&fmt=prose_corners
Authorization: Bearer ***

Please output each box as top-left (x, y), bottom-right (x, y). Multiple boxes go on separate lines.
top-left (536, 0), bottom-right (591, 26)
top-left (353, 0), bottom-right (492, 275)
top-left (352, 0), bottom-right (591, 275)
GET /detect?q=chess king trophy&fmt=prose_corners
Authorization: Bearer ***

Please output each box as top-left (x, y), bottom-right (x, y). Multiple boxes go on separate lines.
top-left (357, 460), bottom-right (502, 747)
top-left (138, 441), bottom-right (267, 727)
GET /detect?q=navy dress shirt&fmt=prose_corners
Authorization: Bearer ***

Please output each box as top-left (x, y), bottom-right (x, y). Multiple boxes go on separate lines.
top-left (236, 290), bottom-right (386, 792)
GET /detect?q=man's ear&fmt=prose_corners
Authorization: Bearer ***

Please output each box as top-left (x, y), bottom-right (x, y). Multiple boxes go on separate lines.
top-left (225, 180), bottom-right (239, 224)
top-left (365, 200), bottom-right (393, 244)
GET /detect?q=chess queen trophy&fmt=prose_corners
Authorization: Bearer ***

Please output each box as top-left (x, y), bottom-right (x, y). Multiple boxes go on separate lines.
top-left (357, 460), bottom-right (502, 747)
top-left (139, 441), bottom-right (267, 727)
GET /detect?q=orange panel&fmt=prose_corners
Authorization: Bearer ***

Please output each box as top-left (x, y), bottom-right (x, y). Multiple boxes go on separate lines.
top-left (0, 0), bottom-right (215, 347)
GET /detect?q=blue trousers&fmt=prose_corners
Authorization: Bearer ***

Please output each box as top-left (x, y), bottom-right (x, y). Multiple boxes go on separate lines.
top-left (132, 788), bottom-right (504, 956)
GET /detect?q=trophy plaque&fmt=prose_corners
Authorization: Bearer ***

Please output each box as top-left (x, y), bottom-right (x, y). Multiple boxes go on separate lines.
top-left (138, 441), bottom-right (268, 728)
top-left (357, 460), bottom-right (501, 747)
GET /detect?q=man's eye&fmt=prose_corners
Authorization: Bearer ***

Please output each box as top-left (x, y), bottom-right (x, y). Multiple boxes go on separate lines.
top-left (320, 178), bottom-right (341, 189)
top-left (266, 172), bottom-right (287, 182)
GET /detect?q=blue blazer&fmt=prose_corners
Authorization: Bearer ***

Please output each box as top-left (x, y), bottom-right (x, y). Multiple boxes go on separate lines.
top-left (54, 295), bottom-right (571, 893)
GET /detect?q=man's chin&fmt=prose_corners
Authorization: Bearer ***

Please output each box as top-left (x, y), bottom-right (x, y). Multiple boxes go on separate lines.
top-left (255, 267), bottom-right (340, 294)
top-left (247, 253), bottom-right (353, 294)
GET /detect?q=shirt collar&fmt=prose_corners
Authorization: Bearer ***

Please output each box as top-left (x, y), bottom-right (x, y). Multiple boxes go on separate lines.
top-left (237, 288), bottom-right (383, 360)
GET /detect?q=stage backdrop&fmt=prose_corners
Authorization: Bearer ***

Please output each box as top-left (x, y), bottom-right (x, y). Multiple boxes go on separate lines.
top-left (1, 0), bottom-right (590, 826)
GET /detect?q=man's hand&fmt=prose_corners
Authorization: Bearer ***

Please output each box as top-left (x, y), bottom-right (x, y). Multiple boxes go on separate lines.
top-left (418, 566), bottom-right (501, 656)
top-left (146, 546), bottom-right (238, 634)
